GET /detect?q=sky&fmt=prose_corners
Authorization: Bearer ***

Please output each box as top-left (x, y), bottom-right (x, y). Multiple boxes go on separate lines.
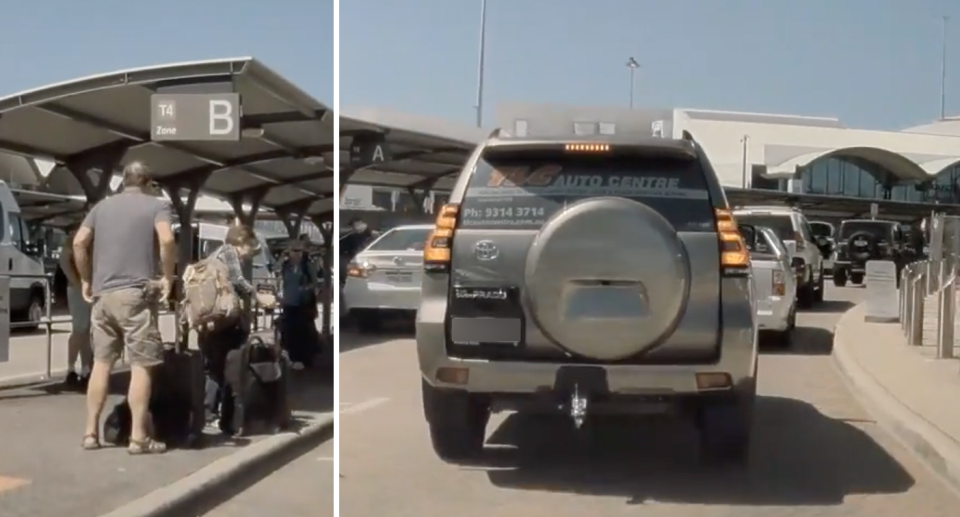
top-left (0, 0), bottom-right (334, 103)
top-left (341, 0), bottom-right (960, 131)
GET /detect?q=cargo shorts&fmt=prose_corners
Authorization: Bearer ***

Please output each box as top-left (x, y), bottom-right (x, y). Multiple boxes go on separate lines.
top-left (91, 286), bottom-right (164, 367)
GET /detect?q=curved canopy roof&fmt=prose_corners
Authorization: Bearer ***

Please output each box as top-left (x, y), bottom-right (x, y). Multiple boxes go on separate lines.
top-left (0, 57), bottom-right (334, 218)
top-left (339, 107), bottom-right (485, 193)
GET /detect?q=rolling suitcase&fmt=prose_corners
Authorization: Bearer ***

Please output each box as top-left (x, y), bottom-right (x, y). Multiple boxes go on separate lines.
top-left (224, 336), bottom-right (293, 437)
top-left (103, 342), bottom-right (208, 449)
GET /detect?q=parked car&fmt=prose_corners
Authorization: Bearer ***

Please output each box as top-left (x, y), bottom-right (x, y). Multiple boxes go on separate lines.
top-left (739, 224), bottom-right (797, 346)
top-left (342, 224), bottom-right (431, 331)
top-left (417, 130), bottom-right (758, 465)
top-left (733, 206), bottom-right (825, 307)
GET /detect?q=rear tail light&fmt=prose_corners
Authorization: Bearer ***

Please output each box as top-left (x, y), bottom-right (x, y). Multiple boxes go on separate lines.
top-left (347, 261), bottom-right (374, 278)
top-left (424, 204), bottom-right (459, 271)
top-left (715, 208), bottom-right (749, 273)
top-left (794, 232), bottom-right (805, 251)
top-left (772, 270), bottom-right (786, 296)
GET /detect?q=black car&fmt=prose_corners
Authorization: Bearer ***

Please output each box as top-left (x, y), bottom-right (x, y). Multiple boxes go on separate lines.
top-left (833, 219), bottom-right (913, 287)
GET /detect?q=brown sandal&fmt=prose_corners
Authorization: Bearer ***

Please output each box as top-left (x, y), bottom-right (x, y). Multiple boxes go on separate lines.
top-left (127, 438), bottom-right (167, 455)
top-left (81, 434), bottom-right (101, 450)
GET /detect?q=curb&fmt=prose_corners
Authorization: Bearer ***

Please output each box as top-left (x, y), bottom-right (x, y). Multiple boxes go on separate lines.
top-left (832, 302), bottom-right (960, 495)
top-left (98, 412), bottom-right (334, 517)
top-left (0, 367), bottom-right (131, 392)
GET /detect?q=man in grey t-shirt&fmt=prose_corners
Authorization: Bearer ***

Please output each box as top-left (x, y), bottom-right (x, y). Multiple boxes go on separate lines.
top-left (73, 161), bottom-right (177, 455)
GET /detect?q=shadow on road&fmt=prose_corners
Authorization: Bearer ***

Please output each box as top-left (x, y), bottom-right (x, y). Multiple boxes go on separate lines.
top-left (477, 395), bottom-right (912, 506)
top-left (800, 300), bottom-right (856, 314)
top-left (340, 328), bottom-right (414, 355)
top-left (761, 326), bottom-right (836, 356)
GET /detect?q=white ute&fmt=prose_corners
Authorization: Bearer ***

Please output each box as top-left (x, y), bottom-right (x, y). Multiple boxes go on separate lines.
top-left (740, 223), bottom-right (797, 346)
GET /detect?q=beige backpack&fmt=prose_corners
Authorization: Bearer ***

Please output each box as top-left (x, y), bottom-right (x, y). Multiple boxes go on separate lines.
top-left (180, 254), bottom-right (241, 332)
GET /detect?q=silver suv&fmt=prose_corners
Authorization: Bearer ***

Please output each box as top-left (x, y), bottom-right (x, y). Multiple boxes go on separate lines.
top-left (416, 131), bottom-right (758, 465)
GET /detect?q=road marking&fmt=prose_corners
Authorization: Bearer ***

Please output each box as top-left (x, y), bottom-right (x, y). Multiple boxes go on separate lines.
top-left (340, 397), bottom-right (389, 415)
top-left (0, 476), bottom-right (30, 493)
top-left (317, 456), bottom-right (333, 462)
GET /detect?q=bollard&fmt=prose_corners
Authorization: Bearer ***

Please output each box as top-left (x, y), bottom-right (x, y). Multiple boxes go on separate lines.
top-left (901, 267), bottom-right (911, 331)
top-left (44, 279), bottom-right (52, 380)
top-left (937, 274), bottom-right (956, 359)
top-left (909, 273), bottom-right (926, 346)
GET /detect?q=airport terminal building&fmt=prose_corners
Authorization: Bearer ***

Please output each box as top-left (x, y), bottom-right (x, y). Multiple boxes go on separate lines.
top-left (492, 102), bottom-right (960, 205)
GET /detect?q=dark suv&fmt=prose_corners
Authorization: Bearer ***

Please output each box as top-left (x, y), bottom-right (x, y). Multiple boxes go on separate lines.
top-left (833, 219), bottom-right (912, 287)
top-left (416, 130), bottom-right (758, 465)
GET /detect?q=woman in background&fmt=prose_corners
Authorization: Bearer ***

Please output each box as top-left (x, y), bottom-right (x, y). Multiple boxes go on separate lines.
top-left (59, 225), bottom-right (93, 391)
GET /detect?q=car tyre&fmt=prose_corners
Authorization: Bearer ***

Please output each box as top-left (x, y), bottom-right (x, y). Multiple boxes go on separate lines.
top-left (833, 268), bottom-right (848, 287)
top-left (354, 309), bottom-right (383, 334)
top-left (697, 380), bottom-right (755, 466)
top-left (813, 269), bottom-right (825, 302)
top-left (422, 379), bottom-right (489, 462)
top-left (797, 281), bottom-right (815, 308)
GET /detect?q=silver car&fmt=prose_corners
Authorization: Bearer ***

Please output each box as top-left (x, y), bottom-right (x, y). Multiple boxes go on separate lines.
top-left (342, 224), bottom-right (431, 331)
top-left (416, 131), bottom-right (758, 465)
top-left (740, 224), bottom-right (797, 346)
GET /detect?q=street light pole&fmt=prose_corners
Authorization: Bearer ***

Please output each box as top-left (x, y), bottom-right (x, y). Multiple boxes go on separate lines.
top-left (941, 15), bottom-right (950, 119)
top-left (626, 57), bottom-right (639, 109)
top-left (741, 135), bottom-right (750, 188)
top-left (475, 0), bottom-right (488, 128)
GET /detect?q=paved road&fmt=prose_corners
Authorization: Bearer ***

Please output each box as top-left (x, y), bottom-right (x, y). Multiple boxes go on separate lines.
top-left (203, 439), bottom-right (334, 517)
top-left (338, 285), bottom-right (960, 517)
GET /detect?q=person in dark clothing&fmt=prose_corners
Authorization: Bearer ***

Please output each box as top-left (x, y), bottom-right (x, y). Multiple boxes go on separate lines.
top-left (279, 239), bottom-right (319, 370)
top-left (199, 224), bottom-right (276, 433)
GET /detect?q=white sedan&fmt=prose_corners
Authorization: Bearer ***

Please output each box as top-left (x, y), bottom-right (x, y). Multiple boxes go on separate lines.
top-left (342, 224), bottom-right (432, 329)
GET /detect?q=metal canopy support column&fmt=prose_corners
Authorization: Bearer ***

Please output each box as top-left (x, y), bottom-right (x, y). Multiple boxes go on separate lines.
top-left (162, 173), bottom-right (209, 345)
top-left (65, 147), bottom-right (126, 205)
top-left (311, 215), bottom-right (335, 344)
top-left (275, 199), bottom-right (314, 239)
top-left (163, 173), bottom-right (211, 275)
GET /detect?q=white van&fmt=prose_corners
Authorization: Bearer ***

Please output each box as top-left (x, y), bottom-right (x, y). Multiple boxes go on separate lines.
top-left (172, 222), bottom-right (279, 285)
top-left (0, 183), bottom-right (52, 330)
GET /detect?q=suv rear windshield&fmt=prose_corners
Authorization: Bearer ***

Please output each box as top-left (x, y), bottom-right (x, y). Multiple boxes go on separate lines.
top-left (734, 214), bottom-right (795, 241)
top-left (364, 227), bottom-right (432, 252)
top-left (839, 221), bottom-right (893, 240)
top-left (459, 153), bottom-right (715, 231)
top-left (809, 222), bottom-right (834, 238)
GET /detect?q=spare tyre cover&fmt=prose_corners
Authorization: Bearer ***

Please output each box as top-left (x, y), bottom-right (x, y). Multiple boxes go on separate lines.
top-left (524, 197), bottom-right (691, 361)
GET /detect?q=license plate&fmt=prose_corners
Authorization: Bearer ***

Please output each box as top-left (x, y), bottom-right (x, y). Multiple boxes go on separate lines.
top-left (854, 239), bottom-right (867, 246)
top-left (385, 272), bottom-right (413, 283)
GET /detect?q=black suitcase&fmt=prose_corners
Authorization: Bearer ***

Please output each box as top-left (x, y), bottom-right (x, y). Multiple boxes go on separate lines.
top-left (224, 336), bottom-right (293, 437)
top-left (103, 343), bottom-right (207, 449)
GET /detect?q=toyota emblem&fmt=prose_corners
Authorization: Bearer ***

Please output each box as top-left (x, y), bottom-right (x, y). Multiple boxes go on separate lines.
top-left (474, 240), bottom-right (499, 261)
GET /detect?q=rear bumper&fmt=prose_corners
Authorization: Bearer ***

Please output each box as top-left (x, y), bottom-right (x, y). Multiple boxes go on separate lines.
top-left (416, 279), bottom-right (757, 397)
top-left (756, 296), bottom-right (793, 332)
top-left (343, 278), bottom-right (421, 312)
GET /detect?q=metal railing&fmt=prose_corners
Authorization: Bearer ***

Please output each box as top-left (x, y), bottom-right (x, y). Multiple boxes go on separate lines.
top-left (898, 213), bottom-right (960, 361)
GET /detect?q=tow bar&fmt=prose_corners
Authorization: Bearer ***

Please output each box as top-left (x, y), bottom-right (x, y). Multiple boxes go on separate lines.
top-left (569, 384), bottom-right (588, 428)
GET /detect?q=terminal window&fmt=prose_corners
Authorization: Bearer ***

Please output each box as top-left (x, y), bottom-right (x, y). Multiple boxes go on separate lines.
top-left (573, 122), bottom-right (597, 135)
top-left (513, 119), bottom-right (528, 137)
top-left (599, 122), bottom-right (616, 135)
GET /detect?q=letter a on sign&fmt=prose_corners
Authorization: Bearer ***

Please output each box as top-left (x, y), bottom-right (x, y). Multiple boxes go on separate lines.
top-left (371, 144), bottom-right (385, 163)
